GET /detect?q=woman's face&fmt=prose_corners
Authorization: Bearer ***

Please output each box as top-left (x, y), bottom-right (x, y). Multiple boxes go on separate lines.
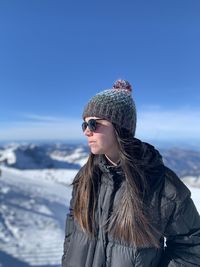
top-left (83, 117), bottom-right (119, 161)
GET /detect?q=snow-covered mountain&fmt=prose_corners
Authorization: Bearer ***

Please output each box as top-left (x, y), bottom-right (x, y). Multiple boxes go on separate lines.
top-left (0, 143), bottom-right (200, 267)
top-left (0, 143), bottom-right (89, 267)
top-left (161, 147), bottom-right (200, 177)
top-left (0, 143), bottom-right (89, 170)
top-left (0, 166), bottom-right (76, 267)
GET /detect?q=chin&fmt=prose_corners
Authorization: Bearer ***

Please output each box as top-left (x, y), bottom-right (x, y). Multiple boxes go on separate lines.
top-left (90, 148), bottom-right (103, 155)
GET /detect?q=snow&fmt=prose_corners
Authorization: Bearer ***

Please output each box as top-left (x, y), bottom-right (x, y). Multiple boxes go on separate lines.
top-left (0, 148), bottom-right (16, 164)
top-left (50, 147), bottom-right (88, 167)
top-left (0, 166), bottom-right (74, 266)
top-left (182, 176), bottom-right (200, 188)
top-left (0, 165), bottom-right (200, 267)
top-left (0, 143), bottom-right (88, 170)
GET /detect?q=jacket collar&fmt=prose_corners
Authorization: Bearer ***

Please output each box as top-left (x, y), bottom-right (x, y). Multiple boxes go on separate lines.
top-left (98, 155), bottom-right (123, 174)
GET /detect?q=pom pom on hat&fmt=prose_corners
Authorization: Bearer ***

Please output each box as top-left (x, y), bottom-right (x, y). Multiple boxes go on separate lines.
top-left (112, 79), bottom-right (132, 92)
top-left (82, 79), bottom-right (137, 134)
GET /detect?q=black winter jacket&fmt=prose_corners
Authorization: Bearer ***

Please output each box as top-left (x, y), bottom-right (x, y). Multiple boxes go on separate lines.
top-left (62, 142), bottom-right (200, 267)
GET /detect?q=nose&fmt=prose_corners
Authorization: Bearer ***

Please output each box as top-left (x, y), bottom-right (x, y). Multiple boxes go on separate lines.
top-left (84, 127), bottom-right (93, 137)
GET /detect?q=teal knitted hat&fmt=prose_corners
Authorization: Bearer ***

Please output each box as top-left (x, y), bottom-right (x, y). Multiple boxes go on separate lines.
top-left (82, 79), bottom-right (137, 134)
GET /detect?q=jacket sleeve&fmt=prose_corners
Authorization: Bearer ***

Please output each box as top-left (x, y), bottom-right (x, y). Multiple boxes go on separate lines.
top-left (159, 195), bottom-right (200, 266)
top-left (62, 187), bottom-right (75, 267)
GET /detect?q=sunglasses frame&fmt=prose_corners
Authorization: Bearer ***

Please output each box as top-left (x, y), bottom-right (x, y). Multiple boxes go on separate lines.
top-left (82, 118), bottom-right (103, 132)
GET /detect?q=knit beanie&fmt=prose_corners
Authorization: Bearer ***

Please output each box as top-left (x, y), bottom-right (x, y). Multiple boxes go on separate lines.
top-left (82, 79), bottom-right (137, 135)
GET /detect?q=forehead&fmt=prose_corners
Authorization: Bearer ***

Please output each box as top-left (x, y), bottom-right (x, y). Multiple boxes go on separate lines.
top-left (84, 117), bottom-right (113, 127)
top-left (84, 116), bottom-right (101, 122)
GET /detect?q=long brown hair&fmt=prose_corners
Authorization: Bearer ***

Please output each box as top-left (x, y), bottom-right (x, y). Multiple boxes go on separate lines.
top-left (73, 125), bottom-right (161, 248)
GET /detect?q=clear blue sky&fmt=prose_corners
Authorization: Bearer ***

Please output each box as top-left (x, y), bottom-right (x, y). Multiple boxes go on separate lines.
top-left (0, 0), bottom-right (200, 143)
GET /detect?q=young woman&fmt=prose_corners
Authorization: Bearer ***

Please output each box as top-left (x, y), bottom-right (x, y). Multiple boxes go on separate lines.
top-left (62, 80), bottom-right (200, 267)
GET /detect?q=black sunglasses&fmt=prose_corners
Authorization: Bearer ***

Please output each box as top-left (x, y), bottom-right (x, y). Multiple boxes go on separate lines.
top-left (82, 119), bottom-right (103, 132)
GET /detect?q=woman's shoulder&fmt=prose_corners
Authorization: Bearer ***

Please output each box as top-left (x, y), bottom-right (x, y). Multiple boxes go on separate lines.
top-left (161, 166), bottom-right (191, 204)
top-left (72, 164), bottom-right (86, 183)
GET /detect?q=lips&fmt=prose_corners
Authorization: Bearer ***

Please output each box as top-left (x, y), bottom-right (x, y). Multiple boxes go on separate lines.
top-left (88, 141), bottom-right (96, 145)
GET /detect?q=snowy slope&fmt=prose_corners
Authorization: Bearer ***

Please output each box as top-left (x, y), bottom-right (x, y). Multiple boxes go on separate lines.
top-left (0, 167), bottom-right (76, 267)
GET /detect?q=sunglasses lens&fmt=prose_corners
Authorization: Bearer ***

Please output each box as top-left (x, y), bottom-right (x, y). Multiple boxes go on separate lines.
top-left (81, 122), bottom-right (88, 132)
top-left (88, 119), bottom-right (96, 131)
top-left (81, 119), bottom-right (98, 132)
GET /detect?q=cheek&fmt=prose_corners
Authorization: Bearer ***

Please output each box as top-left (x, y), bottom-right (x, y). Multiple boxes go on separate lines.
top-left (94, 125), bottom-right (117, 148)
top-left (94, 134), bottom-right (109, 148)
top-left (100, 131), bottom-right (116, 147)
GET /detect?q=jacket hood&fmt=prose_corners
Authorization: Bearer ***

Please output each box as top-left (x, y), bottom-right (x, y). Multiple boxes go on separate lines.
top-left (97, 138), bottom-right (165, 192)
top-left (139, 140), bottom-right (165, 191)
